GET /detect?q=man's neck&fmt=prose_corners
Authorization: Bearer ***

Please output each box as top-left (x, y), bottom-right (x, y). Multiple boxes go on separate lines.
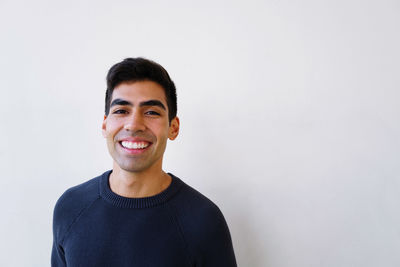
top-left (109, 164), bottom-right (172, 198)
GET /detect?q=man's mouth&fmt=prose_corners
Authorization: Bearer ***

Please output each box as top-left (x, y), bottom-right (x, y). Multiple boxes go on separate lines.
top-left (120, 141), bottom-right (151, 150)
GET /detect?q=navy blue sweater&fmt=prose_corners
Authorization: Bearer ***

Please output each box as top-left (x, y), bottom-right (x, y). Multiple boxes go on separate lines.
top-left (52, 171), bottom-right (237, 266)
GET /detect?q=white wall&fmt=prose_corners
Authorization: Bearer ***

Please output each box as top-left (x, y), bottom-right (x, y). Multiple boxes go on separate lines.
top-left (0, 0), bottom-right (399, 266)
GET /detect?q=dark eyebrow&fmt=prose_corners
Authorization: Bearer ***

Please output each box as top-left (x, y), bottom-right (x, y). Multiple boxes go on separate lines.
top-left (110, 98), bottom-right (166, 110)
top-left (139, 100), bottom-right (166, 110)
top-left (110, 98), bottom-right (133, 108)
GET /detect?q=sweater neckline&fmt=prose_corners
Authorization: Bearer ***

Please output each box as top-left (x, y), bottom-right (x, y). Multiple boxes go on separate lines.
top-left (99, 170), bottom-right (182, 208)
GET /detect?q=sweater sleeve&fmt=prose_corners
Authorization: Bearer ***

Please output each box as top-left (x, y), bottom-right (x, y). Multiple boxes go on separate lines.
top-left (51, 240), bottom-right (66, 267)
top-left (192, 205), bottom-right (237, 267)
top-left (51, 195), bottom-right (67, 267)
top-left (50, 176), bottom-right (100, 266)
top-left (170, 186), bottom-right (237, 267)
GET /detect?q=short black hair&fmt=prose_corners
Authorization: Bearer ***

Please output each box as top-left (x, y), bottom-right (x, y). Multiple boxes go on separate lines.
top-left (105, 57), bottom-right (177, 122)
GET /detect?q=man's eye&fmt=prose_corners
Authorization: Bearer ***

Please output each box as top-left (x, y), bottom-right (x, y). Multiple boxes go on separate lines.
top-left (145, 111), bottom-right (160, 116)
top-left (112, 109), bottom-right (127, 114)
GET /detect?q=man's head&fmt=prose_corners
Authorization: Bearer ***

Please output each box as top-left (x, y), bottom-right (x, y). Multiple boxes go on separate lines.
top-left (105, 57), bottom-right (177, 123)
top-left (102, 58), bottom-right (179, 174)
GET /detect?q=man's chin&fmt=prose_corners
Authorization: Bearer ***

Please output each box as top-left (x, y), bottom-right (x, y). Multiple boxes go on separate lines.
top-left (115, 160), bottom-right (152, 173)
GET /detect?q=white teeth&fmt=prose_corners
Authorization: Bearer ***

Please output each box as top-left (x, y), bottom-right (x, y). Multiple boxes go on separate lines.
top-left (121, 141), bottom-right (149, 149)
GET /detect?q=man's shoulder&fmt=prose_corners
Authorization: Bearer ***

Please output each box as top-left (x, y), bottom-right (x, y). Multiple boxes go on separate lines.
top-left (170, 175), bottom-right (228, 232)
top-left (55, 172), bottom-right (104, 208)
top-left (52, 171), bottom-right (108, 242)
top-left (169, 175), bottom-right (235, 264)
top-left (175, 178), bottom-right (221, 211)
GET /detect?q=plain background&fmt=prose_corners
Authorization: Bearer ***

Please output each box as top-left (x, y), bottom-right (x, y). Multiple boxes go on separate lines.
top-left (0, 0), bottom-right (399, 266)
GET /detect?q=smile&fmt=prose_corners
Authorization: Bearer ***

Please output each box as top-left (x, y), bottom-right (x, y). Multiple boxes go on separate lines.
top-left (120, 141), bottom-right (151, 149)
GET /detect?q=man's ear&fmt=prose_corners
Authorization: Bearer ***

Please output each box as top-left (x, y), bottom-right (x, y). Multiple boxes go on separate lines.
top-left (102, 115), bottom-right (107, 138)
top-left (168, 117), bottom-right (180, 140)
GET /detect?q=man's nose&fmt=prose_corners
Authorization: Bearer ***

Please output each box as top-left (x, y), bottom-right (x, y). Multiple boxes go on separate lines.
top-left (124, 112), bottom-right (145, 132)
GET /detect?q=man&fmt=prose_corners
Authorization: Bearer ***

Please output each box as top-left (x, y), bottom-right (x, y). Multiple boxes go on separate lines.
top-left (51, 58), bottom-right (237, 266)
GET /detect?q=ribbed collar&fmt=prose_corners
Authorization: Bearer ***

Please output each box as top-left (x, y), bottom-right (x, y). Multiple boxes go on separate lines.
top-left (99, 170), bottom-right (183, 209)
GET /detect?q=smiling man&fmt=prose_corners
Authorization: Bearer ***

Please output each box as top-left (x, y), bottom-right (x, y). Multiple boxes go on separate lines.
top-left (51, 58), bottom-right (237, 267)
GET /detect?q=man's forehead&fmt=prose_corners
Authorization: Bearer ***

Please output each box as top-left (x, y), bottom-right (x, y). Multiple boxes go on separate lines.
top-left (111, 81), bottom-right (168, 104)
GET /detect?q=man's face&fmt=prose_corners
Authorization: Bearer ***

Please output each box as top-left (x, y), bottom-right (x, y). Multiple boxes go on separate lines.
top-left (102, 80), bottom-right (179, 173)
